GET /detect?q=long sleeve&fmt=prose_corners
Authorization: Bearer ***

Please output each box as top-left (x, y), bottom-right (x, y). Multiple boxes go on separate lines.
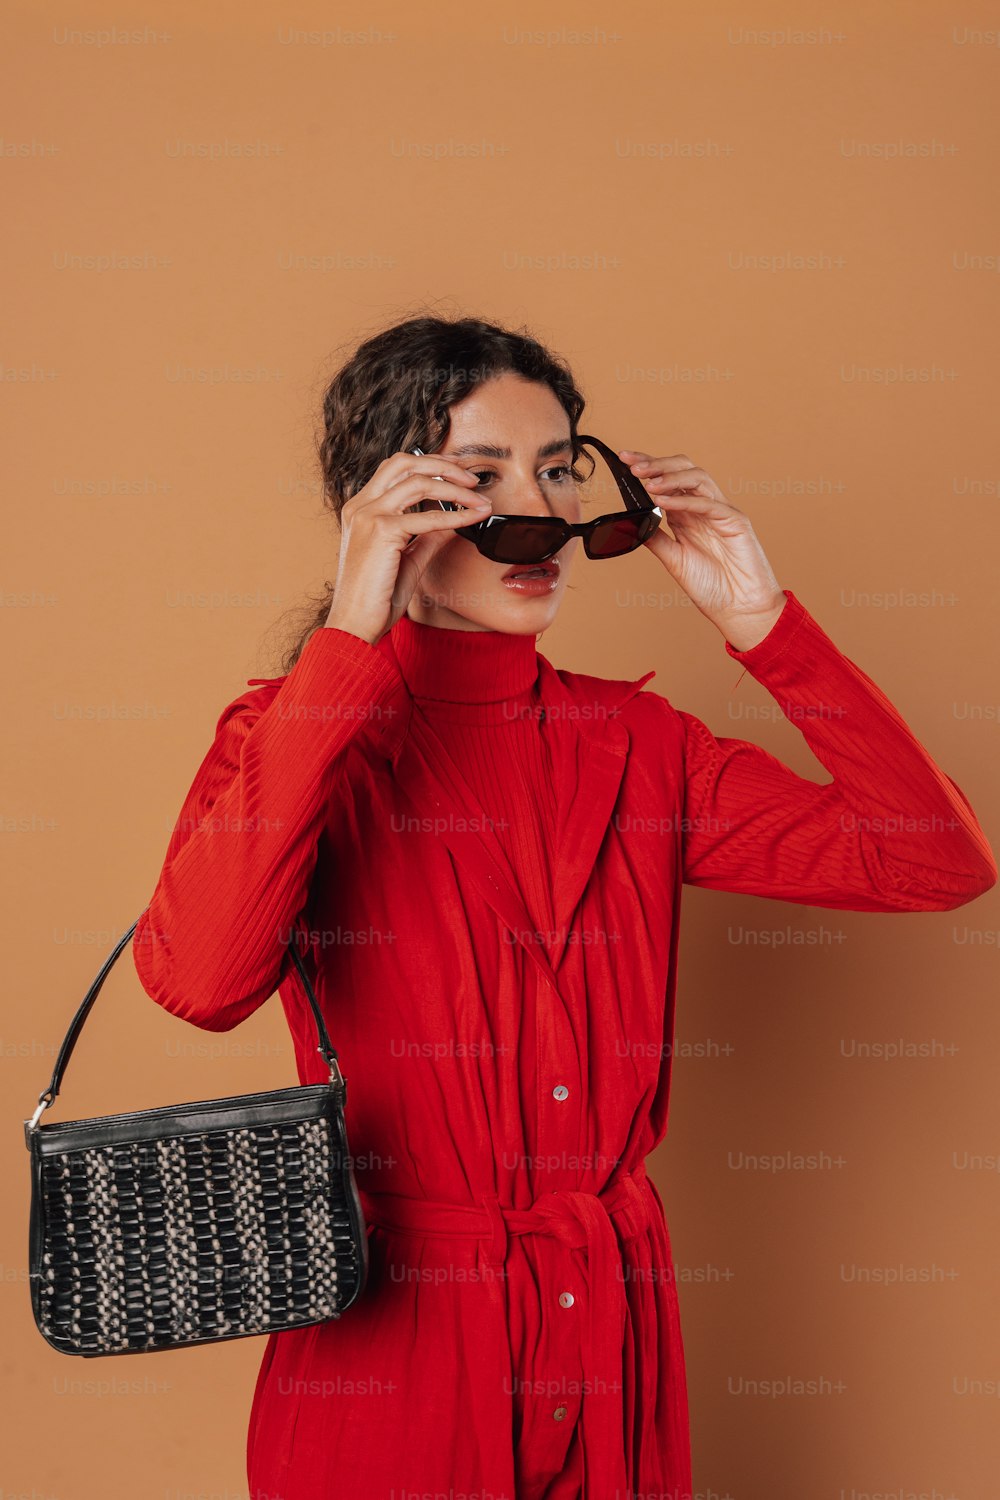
top-left (676, 589), bottom-right (997, 912)
top-left (132, 627), bottom-right (405, 1031)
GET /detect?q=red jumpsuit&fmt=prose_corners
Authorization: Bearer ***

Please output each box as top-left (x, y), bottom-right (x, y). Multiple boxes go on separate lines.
top-left (131, 590), bottom-right (996, 1499)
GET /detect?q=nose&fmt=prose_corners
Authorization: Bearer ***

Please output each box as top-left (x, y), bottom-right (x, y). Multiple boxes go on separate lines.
top-left (504, 472), bottom-right (555, 517)
top-left (505, 469), bottom-right (577, 522)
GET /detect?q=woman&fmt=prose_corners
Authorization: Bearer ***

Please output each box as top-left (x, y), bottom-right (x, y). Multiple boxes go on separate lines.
top-left (133, 314), bottom-right (997, 1500)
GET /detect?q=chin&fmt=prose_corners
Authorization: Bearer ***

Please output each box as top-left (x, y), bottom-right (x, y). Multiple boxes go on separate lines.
top-left (489, 591), bottom-right (564, 633)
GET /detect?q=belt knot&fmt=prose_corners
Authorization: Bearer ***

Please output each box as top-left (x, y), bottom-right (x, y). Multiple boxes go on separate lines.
top-left (479, 1159), bottom-right (650, 1269)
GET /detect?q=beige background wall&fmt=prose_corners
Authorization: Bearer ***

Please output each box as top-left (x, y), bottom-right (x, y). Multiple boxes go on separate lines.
top-left (4, 1), bottom-right (998, 1496)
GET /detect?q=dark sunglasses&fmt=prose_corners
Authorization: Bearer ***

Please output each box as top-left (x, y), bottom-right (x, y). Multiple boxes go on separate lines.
top-left (412, 434), bottom-right (663, 564)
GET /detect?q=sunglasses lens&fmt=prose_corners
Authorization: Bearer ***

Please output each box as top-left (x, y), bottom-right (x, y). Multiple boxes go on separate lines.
top-left (479, 521), bottom-right (565, 564)
top-left (586, 510), bottom-right (660, 558)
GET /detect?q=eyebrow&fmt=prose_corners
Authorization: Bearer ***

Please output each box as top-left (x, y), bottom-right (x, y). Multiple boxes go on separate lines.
top-left (446, 439), bottom-right (573, 460)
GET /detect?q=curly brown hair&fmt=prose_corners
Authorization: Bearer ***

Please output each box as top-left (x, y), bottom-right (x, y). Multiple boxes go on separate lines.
top-left (267, 307), bottom-right (595, 673)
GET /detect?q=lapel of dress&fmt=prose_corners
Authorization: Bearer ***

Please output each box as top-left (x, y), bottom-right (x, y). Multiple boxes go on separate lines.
top-left (373, 638), bottom-right (657, 990)
top-left (536, 658), bottom-right (655, 972)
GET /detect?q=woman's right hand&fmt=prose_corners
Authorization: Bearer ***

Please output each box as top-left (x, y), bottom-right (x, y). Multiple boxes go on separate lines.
top-left (323, 450), bottom-right (492, 645)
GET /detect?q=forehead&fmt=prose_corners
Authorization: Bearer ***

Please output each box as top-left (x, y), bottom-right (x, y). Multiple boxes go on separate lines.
top-left (444, 373), bottom-right (572, 452)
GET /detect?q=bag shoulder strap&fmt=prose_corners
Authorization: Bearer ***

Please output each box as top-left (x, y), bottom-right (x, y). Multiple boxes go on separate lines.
top-left (27, 910), bottom-right (340, 1131)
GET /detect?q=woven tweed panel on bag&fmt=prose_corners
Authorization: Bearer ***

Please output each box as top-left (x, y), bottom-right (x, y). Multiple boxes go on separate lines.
top-left (36, 1120), bottom-right (358, 1353)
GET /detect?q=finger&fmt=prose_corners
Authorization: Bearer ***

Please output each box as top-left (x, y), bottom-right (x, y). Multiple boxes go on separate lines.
top-left (384, 473), bottom-right (489, 514)
top-left (628, 455), bottom-right (699, 477)
top-left (642, 527), bottom-right (687, 578)
top-left (389, 503), bottom-right (491, 543)
top-left (394, 528), bottom-right (455, 595)
top-left (394, 513), bottom-right (487, 607)
top-left (645, 493), bottom-right (734, 521)
top-left (382, 451), bottom-right (476, 482)
top-left (642, 471), bottom-right (716, 495)
top-left (365, 455), bottom-right (481, 504)
top-left (640, 471), bottom-right (728, 503)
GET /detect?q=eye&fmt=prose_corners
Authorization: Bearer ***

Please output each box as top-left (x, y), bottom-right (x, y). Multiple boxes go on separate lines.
top-left (469, 466), bottom-right (574, 486)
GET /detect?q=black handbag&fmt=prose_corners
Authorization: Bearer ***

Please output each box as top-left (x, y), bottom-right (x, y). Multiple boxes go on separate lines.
top-left (24, 911), bottom-right (369, 1358)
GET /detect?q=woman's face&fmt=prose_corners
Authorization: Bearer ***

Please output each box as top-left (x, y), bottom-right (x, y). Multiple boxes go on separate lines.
top-left (406, 372), bottom-right (583, 634)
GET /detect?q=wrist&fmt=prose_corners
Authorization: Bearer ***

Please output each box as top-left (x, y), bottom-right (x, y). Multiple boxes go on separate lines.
top-left (709, 592), bottom-right (788, 653)
top-left (323, 615), bottom-right (382, 647)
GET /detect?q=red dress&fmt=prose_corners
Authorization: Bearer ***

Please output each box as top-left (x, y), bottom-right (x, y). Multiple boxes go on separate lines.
top-left (131, 591), bottom-right (996, 1499)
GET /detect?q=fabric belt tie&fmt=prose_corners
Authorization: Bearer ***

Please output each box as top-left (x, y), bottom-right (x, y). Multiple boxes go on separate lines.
top-left (358, 1161), bottom-right (654, 1499)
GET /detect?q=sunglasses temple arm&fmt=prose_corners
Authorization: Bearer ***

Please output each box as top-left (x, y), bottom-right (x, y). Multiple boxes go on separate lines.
top-left (576, 433), bottom-right (651, 512)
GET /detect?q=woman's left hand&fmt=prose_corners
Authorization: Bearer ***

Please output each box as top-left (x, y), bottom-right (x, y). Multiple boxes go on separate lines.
top-left (618, 446), bottom-right (787, 648)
